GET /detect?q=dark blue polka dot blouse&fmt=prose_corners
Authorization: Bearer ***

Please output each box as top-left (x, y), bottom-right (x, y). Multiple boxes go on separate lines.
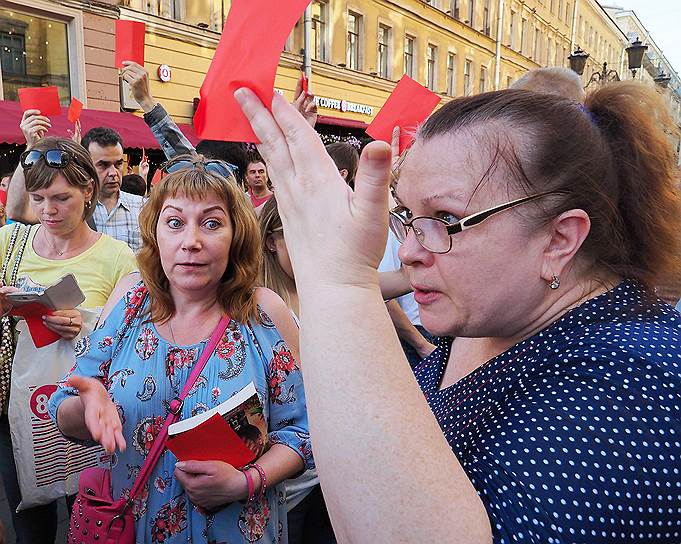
top-left (414, 280), bottom-right (681, 543)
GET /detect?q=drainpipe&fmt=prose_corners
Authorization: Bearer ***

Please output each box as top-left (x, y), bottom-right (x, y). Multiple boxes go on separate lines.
top-left (303, 5), bottom-right (313, 88)
top-left (494, 0), bottom-right (505, 90)
top-left (569, 0), bottom-right (579, 52)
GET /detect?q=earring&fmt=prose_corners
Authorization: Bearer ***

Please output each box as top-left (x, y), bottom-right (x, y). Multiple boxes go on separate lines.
top-left (85, 200), bottom-right (91, 209)
top-left (549, 274), bottom-right (560, 290)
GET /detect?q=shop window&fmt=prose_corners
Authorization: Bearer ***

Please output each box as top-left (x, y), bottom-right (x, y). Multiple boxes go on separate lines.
top-left (311, 1), bottom-right (328, 61)
top-left (404, 35), bottom-right (415, 77)
top-left (426, 44), bottom-right (437, 90)
top-left (347, 11), bottom-right (362, 70)
top-left (377, 24), bottom-right (391, 78)
top-left (0, 9), bottom-right (70, 104)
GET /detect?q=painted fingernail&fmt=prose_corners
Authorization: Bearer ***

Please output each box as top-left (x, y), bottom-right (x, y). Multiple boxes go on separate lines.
top-left (233, 88), bottom-right (247, 103)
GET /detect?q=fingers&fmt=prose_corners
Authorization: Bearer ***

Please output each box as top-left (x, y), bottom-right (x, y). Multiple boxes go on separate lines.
top-left (294, 75), bottom-right (304, 100)
top-left (43, 311), bottom-right (82, 340)
top-left (353, 141), bottom-right (392, 217)
top-left (234, 88), bottom-right (294, 189)
top-left (391, 126), bottom-right (401, 164)
top-left (174, 460), bottom-right (213, 475)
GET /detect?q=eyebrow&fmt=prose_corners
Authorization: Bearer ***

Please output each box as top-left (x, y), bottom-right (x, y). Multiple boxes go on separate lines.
top-left (421, 191), bottom-right (465, 206)
top-left (161, 205), bottom-right (226, 214)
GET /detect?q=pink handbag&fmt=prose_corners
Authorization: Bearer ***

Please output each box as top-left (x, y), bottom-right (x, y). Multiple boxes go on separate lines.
top-left (67, 315), bottom-right (231, 544)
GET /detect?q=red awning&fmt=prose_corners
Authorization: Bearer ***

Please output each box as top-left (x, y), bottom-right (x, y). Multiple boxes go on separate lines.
top-left (317, 114), bottom-right (368, 129)
top-left (0, 99), bottom-right (199, 150)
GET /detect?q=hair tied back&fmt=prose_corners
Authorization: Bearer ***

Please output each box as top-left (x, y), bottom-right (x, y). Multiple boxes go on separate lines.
top-left (578, 103), bottom-right (599, 127)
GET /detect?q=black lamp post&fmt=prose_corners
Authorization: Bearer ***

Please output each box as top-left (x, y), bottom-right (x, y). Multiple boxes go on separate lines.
top-left (654, 70), bottom-right (671, 88)
top-left (568, 47), bottom-right (589, 75)
top-left (625, 38), bottom-right (648, 78)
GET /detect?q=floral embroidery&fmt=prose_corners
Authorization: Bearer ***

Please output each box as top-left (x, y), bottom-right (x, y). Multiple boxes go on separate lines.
top-left (151, 495), bottom-right (187, 543)
top-left (98, 336), bottom-right (113, 351)
top-left (268, 340), bottom-right (298, 404)
top-left (135, 327), bottom-right (159, 360)
top-left (74, 336), bottom-right (90, 358)
top-left (212, 386), bottom-right (221, 401)
top-left (124, 284), bottom-right (148, 326)
top-left (238, 494), bottom-right (271, 542)
top-left (216, 324), bottom-right (247, 380)
top-left (132, 415), bottom-right (165, 457)
top-left (165, 347), bottom-right (198, 382)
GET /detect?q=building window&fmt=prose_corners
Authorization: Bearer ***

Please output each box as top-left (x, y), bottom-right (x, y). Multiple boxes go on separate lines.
top-left (479, 66), bottom-right (487, 92)
top-left (533, 27), bottom-right (540, 60)
top-left (547, 38), bottom-right (552, 65)
top-left (311, 1), bottom-right (328, 61)
top-left (565, 2), bottom-right (571, 23)
top-left (450, 0), bottom-right (461, 19)
top-left (483, 0), bottom-right (491, 36)
top-left (467, 0), bottom-right (475, 27)
top-left (520, 18), bottom-right (528, 54)
top-left (464, 59), bottom-right (472, 95)
top-left (446, 52), bottom-right (456, 95)
top-left (404, 35), bottom-right (415, 77)
top-left (0, 9), bottom-right (70, 103)
top-left (426, 44), bottom-right (437, 90)
top-left (558, 0), bottom-right (564, 21)
top-left (128, 0), bottom-right (226, 31)
top-left (378, 24), bottom-right (391, 78)
top-left (506, 75), bottom-right (512, 88)
top-left (347, 11), bottom-right (362, 70)
top-left (509, 10), bottom-right (516, 49)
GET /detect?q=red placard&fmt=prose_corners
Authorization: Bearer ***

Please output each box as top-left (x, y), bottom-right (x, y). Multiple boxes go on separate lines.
top-left (10, 303), bottom-right (60, 348)
top-left (301, 71), bottom-right (309, 94)
top-left (115, 20), bottom-right (145, 68)
top-left (67, 97), bottom-right (83, 123)
top-left (366, 75), bottom-right (442, 154)
top-left (0, 189), bottom-right (7, 207)
top-left (17, 86), bottom-right (61, 116)
top-left (194, 0), bottom-right (312, 142)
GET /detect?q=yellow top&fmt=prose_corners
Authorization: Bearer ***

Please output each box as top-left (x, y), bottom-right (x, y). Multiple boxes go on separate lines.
top-left (0, 224), bottom-right (138, 308)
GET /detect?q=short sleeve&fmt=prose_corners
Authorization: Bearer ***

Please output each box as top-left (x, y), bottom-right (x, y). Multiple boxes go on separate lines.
top-left (112, 241), bottom-right (138, 281)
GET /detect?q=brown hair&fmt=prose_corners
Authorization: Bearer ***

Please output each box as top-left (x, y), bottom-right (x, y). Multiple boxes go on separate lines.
top-left (258, 196), bottom-right (296, 310)
top-left (325, 142), bottom-right (360, 186)
top-left (418, 81), bottom-right (681, 292)
top-left (137, 156), bottom-right (262, 324)
top-left (24, 137), bottom-right (98, 220)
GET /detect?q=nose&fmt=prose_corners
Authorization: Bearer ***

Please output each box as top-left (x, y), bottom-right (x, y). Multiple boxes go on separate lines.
top-left (107, 164), bottom-right (119, 178)
top-left (42, 200), bottom-right (58, 216)
top-left (181, 224), bottom-right (202, 251)
top-left (398, 227), bottom-right (433, 267)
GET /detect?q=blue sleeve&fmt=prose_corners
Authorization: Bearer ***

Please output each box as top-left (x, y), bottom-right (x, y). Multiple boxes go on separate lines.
top-left (143, 103), bottom-right (196, 160)
top-left (250, 312), bottom-right (314, 471)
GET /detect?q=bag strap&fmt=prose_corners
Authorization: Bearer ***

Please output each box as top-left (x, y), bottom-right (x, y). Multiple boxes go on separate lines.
top-left (126, 314), bottom-right (231, 502)
top-left (8, 225), bottom-right (33, 287)
top-left (1, 223), bottom-right (24, 286)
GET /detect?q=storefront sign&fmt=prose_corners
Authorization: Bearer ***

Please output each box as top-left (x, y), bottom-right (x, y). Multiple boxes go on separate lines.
top-left (314, 96), bottom-right (374, 116)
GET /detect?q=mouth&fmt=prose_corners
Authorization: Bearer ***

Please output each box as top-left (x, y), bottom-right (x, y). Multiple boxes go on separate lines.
top-left (177, 263), bottom-right (207, 268)
top-left (411, 283), bottom-right (442, 305)
top-left (42, 219), bottom-right (61, 226)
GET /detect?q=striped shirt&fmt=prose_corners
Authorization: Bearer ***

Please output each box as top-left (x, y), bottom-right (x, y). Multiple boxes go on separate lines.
top-left (93, 191), bottom-right (145, 252)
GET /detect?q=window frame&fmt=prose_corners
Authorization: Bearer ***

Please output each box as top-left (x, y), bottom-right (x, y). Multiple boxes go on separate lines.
top-left (404, 34), bottom-right (416, 78)
top-left (346, 10), bottom-right (362, 70)
top-left (426, 43), bottom-right (437, 90)
top-left (446, 51), bottom-right (456, 96)
top-left (377, 22), bottom-right (391, 78)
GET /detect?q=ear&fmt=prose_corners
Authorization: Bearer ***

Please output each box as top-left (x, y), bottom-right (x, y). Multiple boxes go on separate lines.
top-left (83, 180), bottom-right (95, 202)
top-left (339, 168), bottom-right (349, 181)
top-left (539, 209), bottom-right (591, 282)
top-left (265, 235), bottom-right (277, 252)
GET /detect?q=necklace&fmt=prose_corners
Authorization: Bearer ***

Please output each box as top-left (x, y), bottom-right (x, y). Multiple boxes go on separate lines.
top-left (42, 227), bottom-right (94, 257)
top-left (168, 319), bottom-right (177, 344)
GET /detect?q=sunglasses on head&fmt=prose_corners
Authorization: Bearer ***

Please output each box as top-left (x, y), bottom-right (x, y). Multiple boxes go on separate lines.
top-left (160, 158), bottom-right (238, 180)
top-left (20, 149), bottom-right (71, 170)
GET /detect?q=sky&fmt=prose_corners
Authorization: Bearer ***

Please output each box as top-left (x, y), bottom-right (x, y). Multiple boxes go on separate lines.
top-left (610, 0), bottom-right (681, 75)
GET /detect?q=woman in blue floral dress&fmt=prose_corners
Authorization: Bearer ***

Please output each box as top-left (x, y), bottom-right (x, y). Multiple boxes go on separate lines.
top-left (49, 157), bottom-right (311, 543)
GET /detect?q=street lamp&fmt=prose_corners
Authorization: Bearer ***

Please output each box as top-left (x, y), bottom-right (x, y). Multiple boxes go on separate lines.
top-left (585, 62), bottom-right (620, 86)
top-left (568, 47), bottom-right (589, 75)
top-left (625, 38), bottom-right (648, 78)
top-left (654, 70), bottom-right (671, 88)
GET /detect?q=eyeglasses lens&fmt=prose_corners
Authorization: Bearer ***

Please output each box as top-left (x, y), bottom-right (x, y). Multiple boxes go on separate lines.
top-left (164, 160), bottom-right (193, 174)
top-left (205, 162), bottom-right (236, 178)
top-left (414, 218), bottom-right (450, 253)
top-left (389, 213), bottom-right (407, 243)
top-left (45, 150), bottom-right (69, 168)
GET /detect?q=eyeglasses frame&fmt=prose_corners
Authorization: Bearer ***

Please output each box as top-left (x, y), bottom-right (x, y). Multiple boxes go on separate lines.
top-left (20, 149), bottom-right (71, 170)
top-left (389, 191), bottom-right (563, 254)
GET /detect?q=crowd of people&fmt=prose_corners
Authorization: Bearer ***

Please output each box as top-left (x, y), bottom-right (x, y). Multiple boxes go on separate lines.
top-left (0, 63), bottom-right (679, 544)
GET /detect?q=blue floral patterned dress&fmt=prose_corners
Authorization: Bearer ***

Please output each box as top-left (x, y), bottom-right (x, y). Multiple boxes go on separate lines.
top-left (49, 282), bottom-right (313, 544)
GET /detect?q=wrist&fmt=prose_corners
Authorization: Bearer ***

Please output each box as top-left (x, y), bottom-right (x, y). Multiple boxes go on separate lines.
top-left (139, 98), bottom-right (158, 113)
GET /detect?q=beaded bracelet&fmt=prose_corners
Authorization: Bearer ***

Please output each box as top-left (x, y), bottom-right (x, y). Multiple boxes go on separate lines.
top-left (251, 463), bottom-right (267, 499)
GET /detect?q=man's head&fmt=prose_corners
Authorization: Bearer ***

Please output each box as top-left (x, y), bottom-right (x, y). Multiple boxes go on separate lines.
top-left (245, 154), bottom-right (269, 193)
top-left (510, 67), bottom-right (586, 102)
top-left (81, 127), bottom-right (124, 200)
top-left (325, 142), bottom-right (359, 187)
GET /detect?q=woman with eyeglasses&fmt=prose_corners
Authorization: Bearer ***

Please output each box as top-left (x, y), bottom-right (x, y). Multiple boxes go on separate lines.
top-left (0, 136), bottom-right (137, 544)
top-left (234, 81), bottom-right (681, 543)
top-left (49, 156), bottom-right (311, 543)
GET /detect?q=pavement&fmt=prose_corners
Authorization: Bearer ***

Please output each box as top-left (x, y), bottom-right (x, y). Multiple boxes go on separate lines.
top-left (0, 483), bottom-right (68, 544)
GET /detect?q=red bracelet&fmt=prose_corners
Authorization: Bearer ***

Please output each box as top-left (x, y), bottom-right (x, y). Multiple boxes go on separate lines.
top-left (252, 463), bottom-right (267, 498)
top-left (241, 467), bottom-right (255, 502)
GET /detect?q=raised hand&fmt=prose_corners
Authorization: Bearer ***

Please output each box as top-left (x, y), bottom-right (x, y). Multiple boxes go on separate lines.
top-left (293, 74), bottom-right (318, 128)
top-left (121, 61), bottom-right (156, 113)
top-left (20, 109), bottom-right (51, 149)
top-left (235, 89), bottom-right (392, 291)
top-left (67, 375), bottom-right (126, 453)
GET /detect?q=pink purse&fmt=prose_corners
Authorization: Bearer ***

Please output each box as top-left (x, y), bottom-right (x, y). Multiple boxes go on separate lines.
top-left (67, 315), bottom-right (231, 544)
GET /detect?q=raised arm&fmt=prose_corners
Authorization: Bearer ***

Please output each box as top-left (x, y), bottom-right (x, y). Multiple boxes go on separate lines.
top-left (235, 89), bottom-right (492, 543)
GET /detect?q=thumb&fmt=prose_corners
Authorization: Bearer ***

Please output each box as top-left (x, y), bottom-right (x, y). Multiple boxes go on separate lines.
top-left (66, 375), bottom-right (94, 392)
top-left (176, 460), bottom-right (211, 475)
top-left (353, 141), bottom-right (392, 217)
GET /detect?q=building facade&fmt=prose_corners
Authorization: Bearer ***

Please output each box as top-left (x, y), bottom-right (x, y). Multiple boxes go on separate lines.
top-left (0, 0), bottom-right (677, 138)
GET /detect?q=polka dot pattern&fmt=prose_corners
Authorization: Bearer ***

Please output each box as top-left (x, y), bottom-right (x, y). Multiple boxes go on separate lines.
top-left (414, 281), bottom-right (681, 543)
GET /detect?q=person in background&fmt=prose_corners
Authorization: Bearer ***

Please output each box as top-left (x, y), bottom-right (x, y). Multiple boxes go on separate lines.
top-left (246, 154), bottom-right (273, 213)
top-left (7, 116), bottom-right (145, 252)
top-left (121, 173), bottom-right (147, 196)
top-left (510, 66), bottom-right (586, 102)
top-left (49, 156), bottom-right (311, 543)
top-left (0, 137), bottom-right (137, 544)
top-left (235, 79), bottom-right (681, 542)
top-left (325, 143), bottom-right (359, 189)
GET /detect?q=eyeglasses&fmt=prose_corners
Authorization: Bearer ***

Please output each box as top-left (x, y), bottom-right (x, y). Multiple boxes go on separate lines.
top-left (160, 158), bottom-right (238, 180)
top-left (20, 149), bottom-right (70, 170)
top-left (389, 191), bottom-right (562, 254)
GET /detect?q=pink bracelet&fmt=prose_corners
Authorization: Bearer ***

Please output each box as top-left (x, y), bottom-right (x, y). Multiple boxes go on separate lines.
top-left (241, 467), bottom-right (255, 502)
top-left (252, 463), bottom-right (267, 498)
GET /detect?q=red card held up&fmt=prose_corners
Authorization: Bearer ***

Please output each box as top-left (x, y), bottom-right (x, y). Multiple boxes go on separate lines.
top-left (115, 20), bottom-right (145, 68)
top-left (10, 303), bottom-right (60, 348)
top-left (18, 86), bottom-right (61, 117)
top-left (366, 75), bottom-right (442, 154)
top-left (194, 0), bottom-right (312, 142)
top-left (166, 413), bottom-right (256, 468)
top-left (301, 71), bottom-right (309, 94)
top-left (67, 97), bottom-right (83, 124)
top-left (0, 190), bottom-right (7, 207)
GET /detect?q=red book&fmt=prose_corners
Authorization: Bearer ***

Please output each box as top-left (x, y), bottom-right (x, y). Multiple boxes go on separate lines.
top-left (166, 382), bottom-right (268, 468)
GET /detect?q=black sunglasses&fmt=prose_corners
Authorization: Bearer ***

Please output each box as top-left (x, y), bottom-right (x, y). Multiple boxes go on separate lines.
top-left (20, 149), bottom-right (71, 170)
top-left (160, 158), bottom-right (238, 180)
